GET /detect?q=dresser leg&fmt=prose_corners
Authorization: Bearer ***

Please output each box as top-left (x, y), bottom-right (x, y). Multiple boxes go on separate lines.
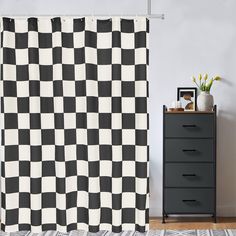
top-left (162, 213), bottom-right (166, 223)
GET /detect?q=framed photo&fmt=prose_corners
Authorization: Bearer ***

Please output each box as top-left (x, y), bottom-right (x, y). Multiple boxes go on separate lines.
top-left (177, 87), bottom-right (197, 111)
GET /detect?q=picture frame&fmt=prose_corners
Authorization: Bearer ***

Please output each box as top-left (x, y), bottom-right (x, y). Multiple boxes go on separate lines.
top-left (177, 87), bottom-right (197, 111)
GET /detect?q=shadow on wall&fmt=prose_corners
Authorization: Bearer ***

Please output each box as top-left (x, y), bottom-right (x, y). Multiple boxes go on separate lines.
top-left (217, 109), bottom-right (236, 216)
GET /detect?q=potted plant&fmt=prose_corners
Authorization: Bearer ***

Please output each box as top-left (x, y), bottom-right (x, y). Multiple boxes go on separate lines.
top-left (192, 74), bottom-right (221, 111)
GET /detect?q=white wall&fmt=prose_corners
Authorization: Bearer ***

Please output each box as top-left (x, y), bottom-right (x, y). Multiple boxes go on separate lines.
top-left (0, 0), bottom-right (236, 217)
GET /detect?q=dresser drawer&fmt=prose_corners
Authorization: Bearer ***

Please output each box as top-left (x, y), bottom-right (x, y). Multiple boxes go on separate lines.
top-left (165, 163), bottom-right (214, 187)
top-left (165, 114), bottom-right (214, 138)
top-left (165, 139), bottom-right (214, 162)
top-left (164, 188), bottom-right (214, 214)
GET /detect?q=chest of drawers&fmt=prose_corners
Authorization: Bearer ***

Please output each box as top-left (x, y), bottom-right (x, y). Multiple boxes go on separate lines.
top-left (162, 105), bottom-right (217, 223)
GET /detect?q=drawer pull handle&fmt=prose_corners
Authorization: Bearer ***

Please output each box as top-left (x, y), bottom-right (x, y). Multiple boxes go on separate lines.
top-left (182, 124), bottom-right (197, 128)
top-left (182, 149), bottom-right (196, 152)
top-left (182, 174), bottom-right (196, 177)
top-left (182, 199), bottom-right (197, 202)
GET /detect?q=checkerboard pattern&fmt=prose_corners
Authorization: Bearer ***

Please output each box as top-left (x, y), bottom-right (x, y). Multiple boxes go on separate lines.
top-left (0, 17), bottom-right (149, 233)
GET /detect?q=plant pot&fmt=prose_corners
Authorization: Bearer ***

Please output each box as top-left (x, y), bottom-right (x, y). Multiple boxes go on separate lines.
top-left (197, 91), bottom-right (214, 111)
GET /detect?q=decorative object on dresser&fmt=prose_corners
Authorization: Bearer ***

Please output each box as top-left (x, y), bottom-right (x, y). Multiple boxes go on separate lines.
top-left (162, 105), bottom-right (217, 223)
top-left (177, 87), bottom-right (197, 111)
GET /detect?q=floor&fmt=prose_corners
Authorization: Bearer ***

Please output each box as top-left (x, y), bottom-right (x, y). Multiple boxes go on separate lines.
top-left (150, 217), bottom-right (236, 230)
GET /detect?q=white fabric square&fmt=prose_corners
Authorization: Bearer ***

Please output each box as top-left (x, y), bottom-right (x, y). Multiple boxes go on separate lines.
top-left (97, 65), bottom-right (111, 81)
top-left (112, 48), bottom-right (121, 64)
top-left (77, 160), bottom-right (88, 176)
top-left (3, 65), bottom-right (16, 81)
top-left (112, 209), bottom-right (122, 226)
top-left (28, 31), bottom-right (39, 48)
top-left (3, 31), bottom-right (15, 48)
top-left (15, 49), bottom-right (28, 65)
top-left (6, 193), bottom-right (19, 209)
top-left (122, 192), bottom-right (135, 208)
top-left (111, 114), bottom-right (122, 129)
top-left (76, 97), bottom-right (86, 112)
top-left (66, 176), bottom-right (77, 193)
top-left (15, 19), bottom-right (28, 33)
top-left (99, 129), bottom-right (111, 144)
top-left (41, 114), bottom-right (54, 129)
top-left (42, 208), bottom-right (56, 224)
top-left (66, 207), bottom-right (77, 224)
top-left (121, 33), bottom-right (134, 49)
top-left (74, 32), bottom-right (84, 48)
top-left (40, 81), bottom-right (53, 97)
top-left (61, 18), bottom-right (73, 32)
top-left (19, 177), bottom-right (30, 192)
top-left (87, 145), bottom-right (99, 161)
top-left (52, 32), bottom-right (62, 47)
top-left (86, 80), bottom-right (98, 96)
top-left (136, 208), bottom-right (146, 226)
top-left (135, 48), bottom-right (147, 65)
top-left (98, 97), bottom-right (111, 113)
top-left (112, 147), bottom-right (122, 161)
top-left (55, 162), bottom-right (65, 178)
top-left (65, 145), bottom-right (77, 161)
top-left (122, 130), bottom-right (135, 145)
top-left (85, 17), bottom-right (97, 32)
top-left (62, 48), bottom-right (75, 64)
top-left (112, 178), bottom-right (122, 194)
top-left (85, 47), bottom-right (97, 64)
top-left (136, 178), bottom-right (147, 194)
top-left (112, 17), bottom-right (121, 31)
top-left (134, 17), bottom-right (147, 32)
top-left (18, 208), bottom-right (31, 224)
top-left (76, 129), bottom-right (87, 144)
top-left (53, 97), bottom-right (64, 113)
top-left (64, 113), bottom-right (76, 129)
top-left (17, 81), bottom-right (29, 97)
top-left (88, 177), bottom-right (100, 193)
top-left (135, 81), bottom-right (147, 97)
top-left (30, 130), bottom-right (42, 145)
top-left (122, 161), bottom-right (135, 176)
top-left (5, 162), bottom-right (19, 178)
top-left (42, 145), bottom-right (55, 161)
top-left (63, 81), bottom-right (76, 96)
top-left (74, 64), bottom-right (85, 81)
top-left (18, 145), bottom-right (30, 161)
top-left (122, 65), bottom-right (135, 81)
top-left (88, 209), bottom-right (100, 225)
top-left (31, 162), bottom-right (42, 178)
top-left (135, 114), bottom-right (148, 129)
top-left (55, 129), bottom-right (65, 145)
top-left (4, 130), bottom-right (18, 145)
top-left (111, 81), bottom-right (121, 96)
top-left (97, 33), bottom-right (112, 48)
top-left (87, 113), bottom-right (98, 129)
top-left (18, 114), bottom-right (30, 129)
top-left (100, 192), bottom-right (112, 208)
top-left (122, 98), bottom-right (135, 113)
top-left (30, 97), bottom-right (40, 113)
top-left (3, 97), bottom-right (17, 113)
top-left (100, 161), bottom-right (112, 176)
top-left (38, 19), bottom-right (52, 33)
top-left (42, 177), bottom-right (56, 192)
top-left (77, 191), bottom-right (88, 207)
top-left (53, 64), bottom-right (63, 81)
top-left (29, 64), bottom-right (40, 80)
top-left (39, 49), bottom-right (53, 65)
top-left (56, 193), bottom-right (66, 210)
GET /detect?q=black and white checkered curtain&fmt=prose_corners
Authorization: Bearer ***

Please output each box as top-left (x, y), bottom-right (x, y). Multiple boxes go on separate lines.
top-left (0, 17), bottom-right (149, 233)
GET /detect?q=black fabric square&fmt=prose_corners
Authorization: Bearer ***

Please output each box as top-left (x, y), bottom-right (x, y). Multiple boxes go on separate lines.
top-left (75, 81), bottom-right (86, 96)
top-left (65, 129), bottom-right (76, 145)
top-left (42, 129), bottom-right (55, 145)
top-left (73, 18), bottom-right (85, 32)
top-left (62, 33), bottom-right (74, 48)
top-left (135, 65), bottom-right (146, 81)
top-left (74, 48), bottom-right (85, 64)
top-left (122, 208), bottom-right (135, 223)
top-left (3, 48), bottom-right (16, 64)
top-left (136, 194), bottom-right (147, 210)
top-left (99, 145), bottom-right (112, 160)
top-left (87, 129), bottom-right (99, 145)
top-left (54, 113), bottom-right (64, 129)
top-left (121, 19), bottom-right (134, 33)
top-left (31, 210), bottom-right (41, 226)
top-left (100, 177), bottom-right (111, 192)
top-left (6, 177), bottom-right (19, 193)
top-left (18, 97), bottom-right (29, 113)
top-left (3, 18), bottom-right (15, 32)
top-left (4, 81), bottom-right (16, 97)
top-left (112, 31), bottom-right (121, 47)
top-left (122, 177), bottom-right (135, 192)
top-left (40, 65), bottom-right (53, 81)
top-left (19, 129), bottom-right (30, 145)
top-left (99, 113), bottom-right (111, 129)
top-left (29, 48), bottom-right (39, 64)
top-left (112, 162), bottom-right (122, 177)
top-left (16, 65), bottom-right (29, 81)
top-left (66, 161), bottom-right (77, 176)
top-left (101, 208), bottom-right (112, 223)
top-left (77, 176), bottom-right (88, 191)
top-left (30, 113), bottom-right (41, 129)
top-left (86, 64), bottom-right (97, 80)
top-left (55, 146), bottom-right (65, 161)
top-left (19, 224), bottom-right (30, 231)
top-left (122, 145), bottom-right (135, 161)
top-left (135, 97), bottom-right (147, 113)
top-left (42, 161), bottom-right (55, 176)
top-left (136, 130), bottom-right (147, 145)
top-left (42, 224), bottom-right (56, 231)
top-left (112, 64), bottom-right (121, 80)
top-left (52, 17), bottom-right (61, 32)
top-left (122, 49), bottom-right (134, 65)
top-left (135, 31), bottom-right (146, 48)
top-left (112, 194), bottom-right (121, 210)
top-left (89, 161), bottom-right (99, 177)
top-left (31, 146), bottom-right (42, 161)
top-left (89, 193), bottom-right (100, 208)
top-left (122, 81), bottom-right (135, 97)
top-left (136, 162), bottom-right (147, 178)
top-left (98, 81), bottom-right (111, 97)
top-left (64, 97), bottom-right (75, 113)
top-left (85, 31), bottom-right (97, 48)
top-left (56, 178), bottom-right (65, 194)
top-left (4, 113), bottom-right (18, 129)
top-left (39, 33), bottom-right (52, 48)
top-left (62, 65), bottom-right (75, 80)
top-left (66, 191), bottom-right (77, 209)
top-left (57, 209), bottom-right (66, 226)
top-left (6, 209), bottom-right (18, 225)
top-left (77, 207), bottom-right (88, 223)
top-left (15, 33), bottom-right (28, 49)
top-left (76, 113), bottom-right (87, 128)
top-left (40, 97), bottom-right (54, 113)
top-left (112, 130), bottom-right (122, 145)
top-left (53, 47), bottom-right (62, 64)
top-left (53, 80), bottom-right (63, 96)
top-left (97, 19), bottom-right (112, 32)
top-left (42, 193), bottom-right (56, 208)
top-left (122, 114), bottom-right (135, 129)
top-left (112, 97), bottom-right (121, 113)
top-left (97, 49), bottom-right (111, 65)
top-left (19, 193), bottom-right (30, 208)
top-left (28, 18), bottom-right (38, 31)
top-left (29, 81), bottom-right (40, 96)
top-left (67, 224), bottom-right (77, 232)
top-left (19, 161), bottom-right (30, 176)
top-left (87, 97), bottom-right (98, 112)
top-left (77, 145), bottom-right (88, 160)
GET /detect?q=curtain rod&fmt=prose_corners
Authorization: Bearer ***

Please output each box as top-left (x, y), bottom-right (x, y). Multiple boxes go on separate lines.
top-left (0, 14), bottom-right (164, 20)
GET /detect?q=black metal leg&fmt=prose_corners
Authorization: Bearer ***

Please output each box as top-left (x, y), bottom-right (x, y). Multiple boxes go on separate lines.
top-left (162, 213), bottom-right (166, 223)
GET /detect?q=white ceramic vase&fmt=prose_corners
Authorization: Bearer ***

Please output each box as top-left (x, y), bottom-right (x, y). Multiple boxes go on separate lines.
top-left (197, 91), bottom-right (214, 111)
